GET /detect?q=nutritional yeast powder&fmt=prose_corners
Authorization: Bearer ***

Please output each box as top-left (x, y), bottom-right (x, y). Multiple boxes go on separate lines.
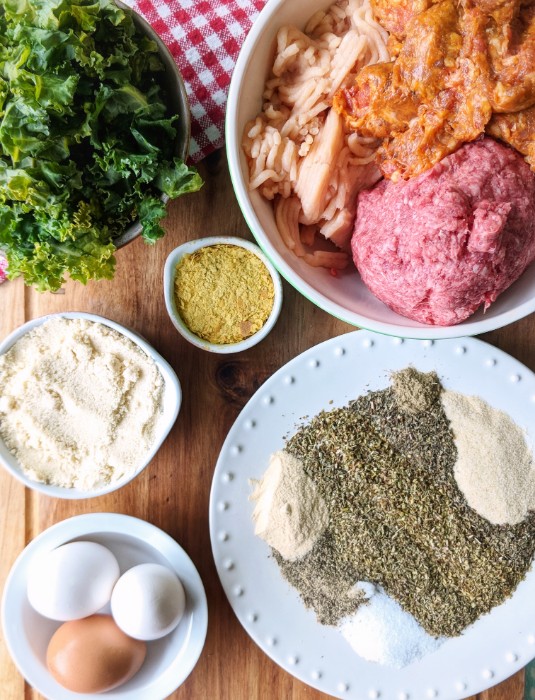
top-left (174, 244), bottom-right (274, 344)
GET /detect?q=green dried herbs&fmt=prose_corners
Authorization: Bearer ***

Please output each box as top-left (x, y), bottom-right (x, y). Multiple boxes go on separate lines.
top-left (283, 368), bottom-right (535, 637)
top-left (391, 367), bottom-right (441, 414)
top-left (273, 532), bottom-right (365, 626)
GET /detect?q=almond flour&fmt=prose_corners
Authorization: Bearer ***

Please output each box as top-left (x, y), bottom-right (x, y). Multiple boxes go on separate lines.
top-left (0, 318), bottom-right (165, 490)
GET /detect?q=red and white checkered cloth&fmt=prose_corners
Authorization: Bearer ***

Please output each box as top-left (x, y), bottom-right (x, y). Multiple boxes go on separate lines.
top-left (127, 0), bottom-right (267, 162)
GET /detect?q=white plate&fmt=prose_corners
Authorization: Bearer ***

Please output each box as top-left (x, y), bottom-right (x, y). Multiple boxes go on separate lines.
top-left (209, 330), bottom-right (535, 700)
top-left (2, 513), bottom-right (208, 700)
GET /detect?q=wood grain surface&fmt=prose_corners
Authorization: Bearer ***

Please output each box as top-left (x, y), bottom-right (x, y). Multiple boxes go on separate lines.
top-left (0, 150), bottom-right (529, 700)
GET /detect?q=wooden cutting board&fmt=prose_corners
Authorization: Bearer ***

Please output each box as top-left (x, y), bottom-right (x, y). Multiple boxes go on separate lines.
top-left (0, 150), bottom-right (528, 700)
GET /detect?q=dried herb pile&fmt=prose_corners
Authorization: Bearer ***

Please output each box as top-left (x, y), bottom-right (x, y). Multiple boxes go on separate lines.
top-left (284, 369), bottom-right (535, 637)
top-left (273, 532), bottom-right (365, 626)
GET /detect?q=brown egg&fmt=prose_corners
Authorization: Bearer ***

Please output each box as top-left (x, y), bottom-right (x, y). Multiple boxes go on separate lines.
top-left (46, 614), bottom-right (146, 693)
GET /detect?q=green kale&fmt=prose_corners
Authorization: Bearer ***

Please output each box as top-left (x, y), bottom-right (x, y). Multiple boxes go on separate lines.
top-left (0, 0), bottom-right (203, 291)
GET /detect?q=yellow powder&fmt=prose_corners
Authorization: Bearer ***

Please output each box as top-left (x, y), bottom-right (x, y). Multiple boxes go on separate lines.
top-left (174, 244), bottom-right (275, 344)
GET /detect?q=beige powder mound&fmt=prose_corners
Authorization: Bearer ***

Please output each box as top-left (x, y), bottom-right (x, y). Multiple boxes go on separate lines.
top-left (0, 318), bottom-right (165, 490)
top-left (250, 450), bottom-right (329, 561)
top-left (442, 390), bottom-right (535, 525)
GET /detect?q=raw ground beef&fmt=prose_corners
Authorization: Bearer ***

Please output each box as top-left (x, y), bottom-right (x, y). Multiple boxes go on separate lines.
top-left (352, 138), bottom-right (535, 325)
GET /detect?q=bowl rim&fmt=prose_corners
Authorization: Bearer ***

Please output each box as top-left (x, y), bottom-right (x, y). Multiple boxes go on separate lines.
top-left (225, 0), bottom-right (535, 340)
top-left (0, 312), bottom-right (181, 499)
top-left (1, 512), bottom-right (208, 700)
top-left (163, 236), bottom-right (283, 354)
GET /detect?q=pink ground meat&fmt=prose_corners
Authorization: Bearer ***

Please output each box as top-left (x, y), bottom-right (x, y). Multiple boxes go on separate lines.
top-left (352, 138), bottom-right (535, 325)
top-left (0, 254), bottom-right (7, 284)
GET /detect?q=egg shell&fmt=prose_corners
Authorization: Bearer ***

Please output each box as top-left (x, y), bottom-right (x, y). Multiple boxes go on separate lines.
top-left (111, 563), bottom-right (186, 640)
top-left (27, 541), bottom-right (120, 621)
top-left (46, 614), bottom-right (146, 693)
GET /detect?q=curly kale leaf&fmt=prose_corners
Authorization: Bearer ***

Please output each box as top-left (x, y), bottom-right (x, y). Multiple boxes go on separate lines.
top-left (0, 0), bottom-right (202, 291)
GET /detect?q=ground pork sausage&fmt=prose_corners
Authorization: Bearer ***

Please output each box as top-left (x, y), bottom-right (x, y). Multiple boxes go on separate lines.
top-left (352, 138), bottom-right (535, 325)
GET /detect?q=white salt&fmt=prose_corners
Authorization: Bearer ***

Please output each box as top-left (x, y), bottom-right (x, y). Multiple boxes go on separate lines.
top-left (340, 584), bottom-right (443, 668)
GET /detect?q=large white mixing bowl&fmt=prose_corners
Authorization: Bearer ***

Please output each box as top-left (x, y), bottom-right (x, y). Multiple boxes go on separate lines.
top-left (225, 0), bottom-right (535, 339)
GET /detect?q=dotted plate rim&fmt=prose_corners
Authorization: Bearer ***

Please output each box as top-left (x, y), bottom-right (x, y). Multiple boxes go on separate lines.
top-left (209, 330), bottom-right (535, 700)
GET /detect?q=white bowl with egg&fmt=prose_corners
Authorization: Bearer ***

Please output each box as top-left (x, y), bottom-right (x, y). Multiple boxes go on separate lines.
top-left (226, 0), bottom-right (535, 339)
top-left (163, 236), bottom-right (283, 353)
top-left (1, 513), bottom-right (208, 700)
top-left (0, 312), bottom-right (181, 498)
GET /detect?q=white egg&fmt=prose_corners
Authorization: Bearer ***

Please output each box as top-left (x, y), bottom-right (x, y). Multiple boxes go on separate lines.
top-left (27, 541), bottom-right (120, 621)
top-left (111, 563), bottom-right (186, 641)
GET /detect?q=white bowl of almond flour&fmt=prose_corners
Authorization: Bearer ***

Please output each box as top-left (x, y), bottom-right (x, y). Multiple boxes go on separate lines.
top-left (0, 313), bottom-right (181, 498)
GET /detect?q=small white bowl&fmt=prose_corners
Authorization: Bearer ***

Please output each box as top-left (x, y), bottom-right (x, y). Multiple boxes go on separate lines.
top-left (225, 0), bottom-right (535, 339)
top-left (1, 513), bottom-right (208, 700)
top-left (164, 236), bottom-right (283, 353)
top-left (0, 312), bottom-right (181, 499)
